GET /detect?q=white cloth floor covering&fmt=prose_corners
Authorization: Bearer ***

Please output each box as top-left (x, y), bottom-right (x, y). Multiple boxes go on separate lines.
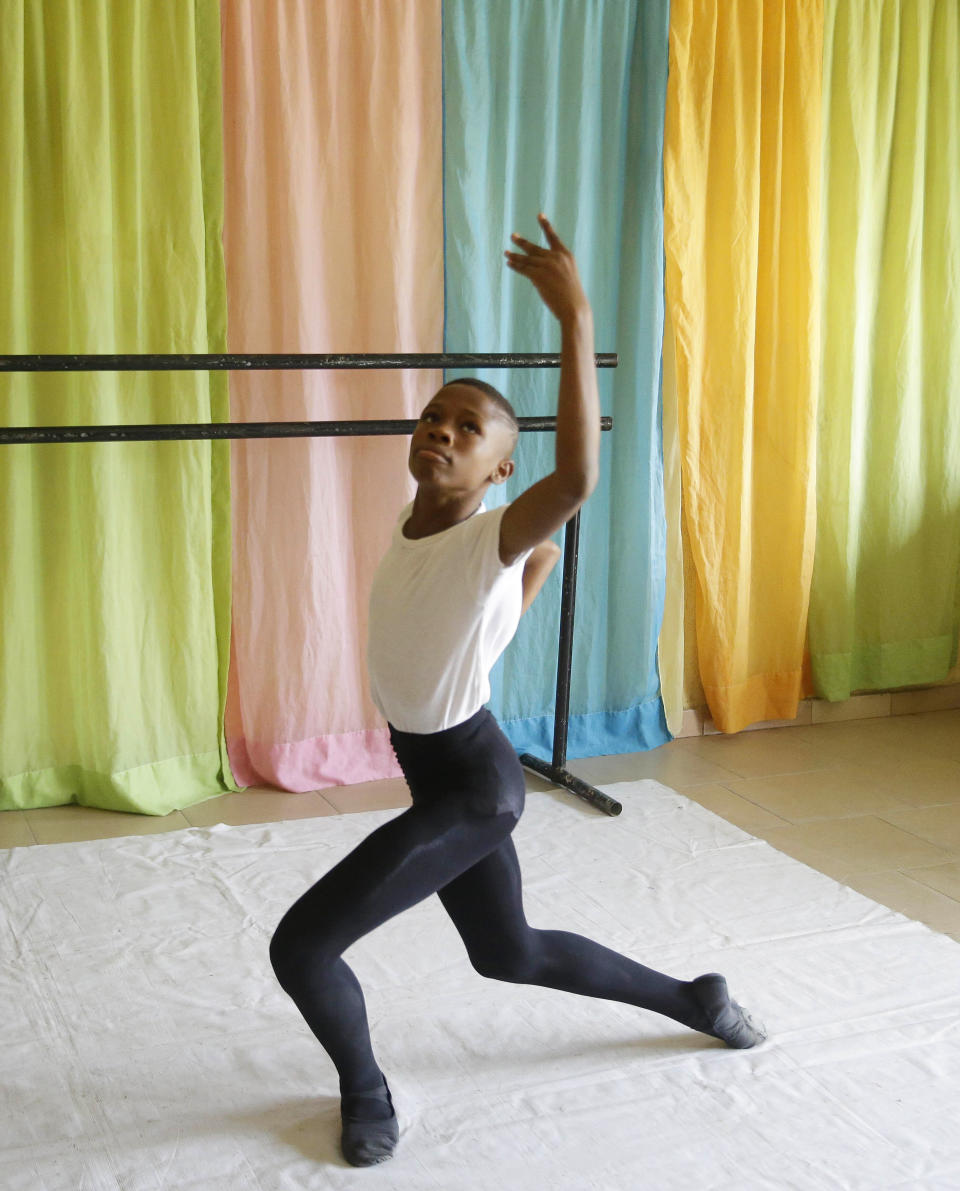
top-left (3, 779), bottom-right (960, 1190)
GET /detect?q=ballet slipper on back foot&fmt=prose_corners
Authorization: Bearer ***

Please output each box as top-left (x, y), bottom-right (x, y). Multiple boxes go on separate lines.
top-left (340, 1076), bottom-right (400, 1166)
top-left (691, 973), bottom-right (767, 1048)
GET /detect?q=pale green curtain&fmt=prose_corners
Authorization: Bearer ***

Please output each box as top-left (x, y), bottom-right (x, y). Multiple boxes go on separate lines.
top-left (0, 1), bottom-right (236, 813)
top-left (810, 0), bottom-right (960, 700)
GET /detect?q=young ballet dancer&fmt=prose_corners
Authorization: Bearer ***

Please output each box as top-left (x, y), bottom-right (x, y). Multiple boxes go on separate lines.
top-left (269, 214), bottom-right (765, 1168)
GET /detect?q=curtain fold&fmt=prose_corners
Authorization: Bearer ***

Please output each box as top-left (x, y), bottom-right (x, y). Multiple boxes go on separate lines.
top-left (658, 299), bottom-right (685, 737)
top-left (664, 0), bottom-right (823, 733)
top-left (809, 0), bottom-right (960, 699)
top-left (0, 0), bottom-right (233, 813)
top-left (442, 0), bottom-right (672, 760)
top-left (220, 0), bottom-right (443, 791)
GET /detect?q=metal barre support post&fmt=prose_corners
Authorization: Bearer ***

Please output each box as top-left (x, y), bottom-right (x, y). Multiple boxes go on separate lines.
top-left (519, 505), bottom-right (623, 817)
top-left (0, 348), bottom-right (622, 817)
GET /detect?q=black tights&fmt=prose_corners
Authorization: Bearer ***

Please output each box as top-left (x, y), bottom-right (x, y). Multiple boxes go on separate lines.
top-left (269, 709), bottom-right (711, 1095)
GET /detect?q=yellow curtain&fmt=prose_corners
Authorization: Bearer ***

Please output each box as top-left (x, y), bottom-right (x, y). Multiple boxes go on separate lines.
top-left (663, 0), bottom-right (823, 733)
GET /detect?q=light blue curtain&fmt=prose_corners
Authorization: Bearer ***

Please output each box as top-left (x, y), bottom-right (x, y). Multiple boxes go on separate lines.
top-left (442, 0), bottom-right (672, 758)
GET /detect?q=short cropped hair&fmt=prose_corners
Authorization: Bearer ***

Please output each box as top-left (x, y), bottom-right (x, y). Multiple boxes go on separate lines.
top-left (441, 377), bottom-right (519, 450)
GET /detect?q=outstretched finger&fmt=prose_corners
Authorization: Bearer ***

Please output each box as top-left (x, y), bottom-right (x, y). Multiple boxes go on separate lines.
top-left (537, 213), bottom-right (568, 252)
top-left (509, 232), bottom-right (548, 256)
top-left (504, 251), bottom-right (547, 270)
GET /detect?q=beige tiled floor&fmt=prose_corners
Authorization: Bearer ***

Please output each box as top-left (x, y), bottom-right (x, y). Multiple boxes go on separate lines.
top-left (3, 708), bottom-right (959, 942)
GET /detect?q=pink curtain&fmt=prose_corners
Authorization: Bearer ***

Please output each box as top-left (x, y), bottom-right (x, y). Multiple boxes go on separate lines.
top-left (221, 0), bottom-right (443, 790)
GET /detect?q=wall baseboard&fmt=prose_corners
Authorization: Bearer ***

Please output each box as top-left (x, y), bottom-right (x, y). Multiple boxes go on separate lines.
top-left (678, 683), bottom-right (960, 738)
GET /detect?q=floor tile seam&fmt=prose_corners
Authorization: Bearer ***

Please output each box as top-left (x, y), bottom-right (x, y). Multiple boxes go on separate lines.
top-left (26, 830), bottom-right (116, 846)
top-left (26, 810), bottom-right (192, 838)
top-left (739, 805), bottom-right (915, 827)
top-left (684, 701), bottom-right (960, 727)
top-left (900, 857), bottom-right (960, 876)
top-left (182, 812), bottom-right (337, 829)
top-left (751, 797), bottom-right (928, 821)
top-left (702, 782), bottom-right (796, 826)
top-left (709, 771), bottom-right (960, 816)
top-left (685, 778), bottom-right (788, 804)
top-left (714, 786), bottom-right (959, 822)
top-left (723, 762), bottom-right (960, 788)
top-left (0, 813), bottom-right (40, 848)
top-left (769, 810), bottom-right (954, 839)
top-left (23, 812), bottom-right (39, 847)
top-left (30, 824), bottom-right (185, 846)
top-left (673, 736), bottom-right (835, 761)
top-left (758, 818), bottom-right (956, 867)
top-left (664, 759), bottom-right (756, 783)
top-left (835, 864), bottom-right (906, 884)
top-left (872, 811), bottom-right (960, 855)
top-left (26, 805), bottom-right (324, 842)
top-left (841, 892), bottom-right (960, 939)
top-left (881, 799), bottom-right (960, 816)
top-left (680, 734), bottom-right (957, 767)
top-left (675, 793), bottom-right (794, 834)
top-left (691, 764), bottom-right (847, 783)
top-left (22, 804), bottom-right (189, 824)
top-left (893, 867), bottom-right (960, 905)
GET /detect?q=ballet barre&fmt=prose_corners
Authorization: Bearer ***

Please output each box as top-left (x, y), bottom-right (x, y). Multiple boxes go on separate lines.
top-left (0, 350), bottom-right (623, 816)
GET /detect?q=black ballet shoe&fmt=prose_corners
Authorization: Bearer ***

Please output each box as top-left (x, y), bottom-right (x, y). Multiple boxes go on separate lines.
top-left (691, 972), bottom-right (767, 1049)
top-left (340, 1076), bottom-right (400, 1167)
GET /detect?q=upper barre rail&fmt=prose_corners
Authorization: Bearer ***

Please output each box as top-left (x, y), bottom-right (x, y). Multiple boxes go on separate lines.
top-left (0, 352), bottom-right (618, 373)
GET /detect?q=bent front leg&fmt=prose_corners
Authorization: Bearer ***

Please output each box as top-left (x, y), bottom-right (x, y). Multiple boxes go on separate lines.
top-left (270, 798), bottom-right (519, 1092)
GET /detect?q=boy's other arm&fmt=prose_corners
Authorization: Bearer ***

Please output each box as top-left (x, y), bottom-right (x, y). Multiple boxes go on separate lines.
top-left (499, 216), bottom-right (601, 566)
top-left (520, 540), bottom-right (562, 616)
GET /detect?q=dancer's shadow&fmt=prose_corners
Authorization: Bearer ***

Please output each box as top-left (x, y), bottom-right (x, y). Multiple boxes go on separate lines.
top-left (225, 1035), bottom-right (714, 1168)
top-left (222, 1095), bottom-right (346, 1166)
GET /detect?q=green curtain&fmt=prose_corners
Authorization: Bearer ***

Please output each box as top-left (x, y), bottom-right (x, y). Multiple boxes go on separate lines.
top-left (809, 0), bottom-right (960, 700)
top-left (0, 0), bottom-right (236, 813)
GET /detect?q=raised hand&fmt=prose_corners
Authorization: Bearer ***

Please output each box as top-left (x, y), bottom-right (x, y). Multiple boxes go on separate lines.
top-left (497, 213), bottom-right (600, 566)
top-left (504, 214), bottom-right (591, 325)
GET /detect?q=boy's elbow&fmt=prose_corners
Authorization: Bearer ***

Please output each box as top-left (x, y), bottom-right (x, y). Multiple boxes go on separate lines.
top-left (559, 469), bottom-right (599, 505)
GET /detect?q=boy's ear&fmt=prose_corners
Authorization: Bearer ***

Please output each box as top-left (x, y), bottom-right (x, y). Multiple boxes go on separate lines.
top-left (488, 458), bottom-right (515, 485)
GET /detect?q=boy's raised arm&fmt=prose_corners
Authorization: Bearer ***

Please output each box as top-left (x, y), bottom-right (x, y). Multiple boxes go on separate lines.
top-left (499, 215), bottom-right (601, 566)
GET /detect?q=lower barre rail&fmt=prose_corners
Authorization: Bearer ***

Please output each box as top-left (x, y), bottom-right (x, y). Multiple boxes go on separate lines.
top-left (0, 416), bottom-right (614, 447)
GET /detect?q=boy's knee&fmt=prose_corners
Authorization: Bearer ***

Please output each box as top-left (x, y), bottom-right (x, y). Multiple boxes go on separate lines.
top-left (468, 935), bottom-right (538, 984)
top-left (268, 919), bottom-right (296, 986)
top-left (269, 911), bottom-right (325, 989)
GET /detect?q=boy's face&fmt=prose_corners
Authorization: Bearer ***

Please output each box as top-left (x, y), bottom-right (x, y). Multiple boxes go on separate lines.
top-left (408, 384), bottom-right (516, 495)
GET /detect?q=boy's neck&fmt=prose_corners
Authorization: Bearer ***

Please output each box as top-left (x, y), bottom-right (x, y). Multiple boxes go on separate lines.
top-left (403, 487), bottom-right (487, 539)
